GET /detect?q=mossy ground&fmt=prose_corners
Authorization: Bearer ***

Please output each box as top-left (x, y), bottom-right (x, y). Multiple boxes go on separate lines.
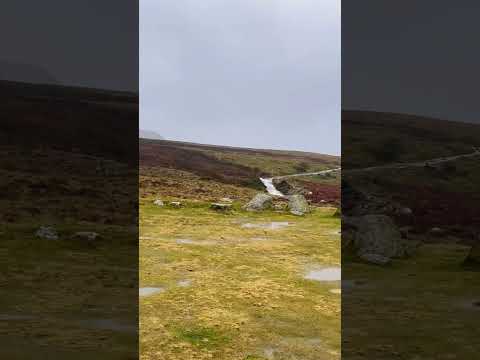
top-left (343, 243), bottom-right (480, 359)
top-left (140, 199), bottom-right (340, 359)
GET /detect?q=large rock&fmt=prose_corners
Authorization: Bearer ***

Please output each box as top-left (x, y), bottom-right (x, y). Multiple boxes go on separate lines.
top-left (345, 215), bottom-right (412, 258)
top-left (273, 179), bottom-right (294, 195)
top-left (244, 194), bottom-right (273, 212)
top-left (288, 194), bottom-right (310, 216)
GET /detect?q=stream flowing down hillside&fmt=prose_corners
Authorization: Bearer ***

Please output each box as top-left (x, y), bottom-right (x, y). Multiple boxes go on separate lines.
top-left (260, 167), bottom-right (342, 196)
top-left (259, 178), bottom-right (285, 197)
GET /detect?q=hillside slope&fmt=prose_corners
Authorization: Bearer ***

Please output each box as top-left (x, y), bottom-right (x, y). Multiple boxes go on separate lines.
top-left (343, 110), bottom-right (480, 234)
top-left (140, 139), bottom-right (340, 203)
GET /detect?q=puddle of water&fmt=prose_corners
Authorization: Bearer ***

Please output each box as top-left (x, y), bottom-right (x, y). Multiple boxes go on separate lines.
top-left (0, 314), bottom-right (36, 321)
top-left (177, 280), bottom-right (192, 287)
top-left (305, 267), bottom-right (341, 282)
top-left (457, 299), bottom-right (480, 311)
top-left (139, 287), bottom-right (165, 297)
top-left (241, 222), bottom-right (290, 230)
top-left (79, 319), bottom-right (137, 333)
top-left (263, 347), bottom-right (276, 360)
top-left (251, 237), bottom-right (268, 241)
top-left (176, 239), bottom-right (217, 246)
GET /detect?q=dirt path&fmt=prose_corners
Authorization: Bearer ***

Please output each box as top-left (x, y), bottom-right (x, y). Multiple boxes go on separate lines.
top-left (345, 149), bottom-right (480, 174)
top-left (275, 167), bottom-right (341, 180)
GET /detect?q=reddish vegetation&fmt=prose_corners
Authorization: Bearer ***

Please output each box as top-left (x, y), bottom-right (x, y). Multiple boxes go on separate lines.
top-left (140, 140), bottom-right (261, 185)
top-left (303, 182), bottom-right (341, 206)
top-left (394, 185), bottom-right (480, 234)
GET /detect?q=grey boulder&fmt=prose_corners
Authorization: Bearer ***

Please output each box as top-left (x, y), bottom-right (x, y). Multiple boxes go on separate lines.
top-left (288, 194), bottom-right (310, 216)
top-left (244, 194), bottom-right (273, 212)
top-left (35, 226), bottom-right (59, 240)
top-left (345, 215), bottom-right (413, 259)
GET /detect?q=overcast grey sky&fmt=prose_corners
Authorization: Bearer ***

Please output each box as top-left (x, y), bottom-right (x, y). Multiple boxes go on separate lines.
top-left (140, 0), bottom-right (340, 155)
top-left (343, 1), bottom-right (480, 125)
top-left (1, 0), bottom-right (138, 91)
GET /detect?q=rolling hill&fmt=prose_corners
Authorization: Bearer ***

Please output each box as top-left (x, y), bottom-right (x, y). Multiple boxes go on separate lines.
top-left (140, 138), bottom-right (340, 203)
top-left (343, 110), bottom-right (480, 235)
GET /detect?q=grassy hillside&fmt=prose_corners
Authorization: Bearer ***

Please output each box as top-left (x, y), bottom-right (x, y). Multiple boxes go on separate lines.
top-left (140, 139), bottom-right (340, 203)
top-left (342, 111), bottom-right (480, 360)
top-left (343, 110), bottom-right (480, 233)
top-left (343, 110), bottom-right (480, 169)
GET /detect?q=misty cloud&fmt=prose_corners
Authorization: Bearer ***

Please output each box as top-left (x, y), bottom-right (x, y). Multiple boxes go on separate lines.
top-left (140, 0), bottom-right (340, 154)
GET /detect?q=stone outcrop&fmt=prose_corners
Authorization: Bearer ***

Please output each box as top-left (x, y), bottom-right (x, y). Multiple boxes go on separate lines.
top-left (343, 215), bottom-right (415, 264)
top-left (244, 194), bottom-right (273, 212)
top-left (288, 194), bottom-right (310, 216)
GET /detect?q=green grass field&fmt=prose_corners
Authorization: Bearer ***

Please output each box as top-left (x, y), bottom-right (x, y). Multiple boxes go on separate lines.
top-left (343, 243), bottom-right (480, 359)
top-left (140, 200), bottom-right (340, 360)
top-left (0, 222), bottom-right (138, 359)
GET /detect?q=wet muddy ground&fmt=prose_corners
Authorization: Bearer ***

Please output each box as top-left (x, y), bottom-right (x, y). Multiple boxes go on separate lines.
top-left (140, 201), bottom-right (340, 360)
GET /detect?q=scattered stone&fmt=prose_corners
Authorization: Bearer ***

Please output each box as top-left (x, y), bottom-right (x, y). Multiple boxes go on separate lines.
top-left (273, 204), bottom-right (285, 211)
top-left (153, 199), bottom-right (164, 206)
top-left (210, 203), bottom-right (232, 211)
top-left (244, 193), bottom-right (273, 212)
top-left (169, 201), bottom-right (182, 208)
top-left (35, 226), bottom-right (59, 240)
top-left (71, 231), bottom-right (100, 242)
top-left (358, 253), bottom-right (392, 266)
top-left (220, 197), bottom-right (233, 203)
top-left (288, 194), bottom-right (310, 216)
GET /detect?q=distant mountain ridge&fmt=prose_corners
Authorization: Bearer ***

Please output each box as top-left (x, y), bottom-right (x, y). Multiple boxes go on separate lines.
top-left (0, 60), bottom-right (58, 85)
top-left (139, 129), bottom-right (164, 140)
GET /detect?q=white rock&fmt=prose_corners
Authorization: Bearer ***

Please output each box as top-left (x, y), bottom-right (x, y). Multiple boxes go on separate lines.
top-left (153, 199), bottom-right (164, 206)
top-left (35, 226), bottom-right (58, 240)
